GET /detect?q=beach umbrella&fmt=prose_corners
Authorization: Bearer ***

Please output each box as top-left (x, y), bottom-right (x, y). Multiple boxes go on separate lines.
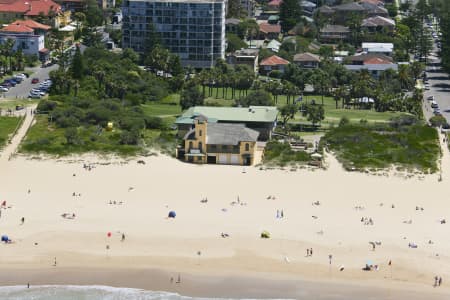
top-left (168, 211), bottom-right (176, 218)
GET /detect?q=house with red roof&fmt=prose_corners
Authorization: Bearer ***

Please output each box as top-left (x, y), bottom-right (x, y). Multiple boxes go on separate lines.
top-left (0, 0), bottom-right (70, 28)
top-left (0, 18), bottom-right (50, 60)
top-left (267, 0), bottom-right (282, 11)
top-left (259, 55), bottom-right (289, 75)
top-left (344, 53), bottom-right (398, 78)
top-left (259, 22), bottom-right (281, 40)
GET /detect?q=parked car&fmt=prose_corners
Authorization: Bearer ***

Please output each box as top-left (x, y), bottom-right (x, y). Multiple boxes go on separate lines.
top-left (28, 93), bottom-right (41, 99)
top-left (427, 95), bottom-right (434, 101)
top-left (31, 89), bottom-right (46, 96)
top-left (31, 78), bottom-right (39, 84)
top-left (4, 79), bottom-right (17, 86)
top-left (431, 101), bottom-right (439, 108)
top-left (0, 86), bottom-right (8, 92)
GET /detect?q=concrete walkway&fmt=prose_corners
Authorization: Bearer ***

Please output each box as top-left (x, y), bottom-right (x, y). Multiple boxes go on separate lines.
top-left (0, 104), bottom-right (37, 163)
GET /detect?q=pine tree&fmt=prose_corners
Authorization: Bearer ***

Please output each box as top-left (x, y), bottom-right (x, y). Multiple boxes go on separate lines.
top-left (70, 46), bottom-right (84, 79)
top-left (279, 0), bottom-right (302, 32)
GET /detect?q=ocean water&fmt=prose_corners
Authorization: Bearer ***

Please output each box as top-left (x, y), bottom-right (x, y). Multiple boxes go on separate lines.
top-left (0, 285), bottom-right (285, 300)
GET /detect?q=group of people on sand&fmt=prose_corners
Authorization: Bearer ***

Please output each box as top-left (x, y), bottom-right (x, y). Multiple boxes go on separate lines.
top-left (108, 200), bottom-right (123, 205)
top-left (434, 276), bottom-right (443, 287)
top-left (61, 213), bottom-right (76, 219)
top-left (83, 163), bottom-right (95, 171)
top-left (361, 217), bottom-right (374, 225)
top-left (306, 248), bottom-right (313, 257)
top-left (276, 209), bottom-right (284, 219)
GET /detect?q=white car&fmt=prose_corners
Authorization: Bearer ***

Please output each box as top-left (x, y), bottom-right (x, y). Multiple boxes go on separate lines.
top-left (0, 86), bottom-right (8, 92)
top-left (28, 93), bottom-right (41, 99)
top-left (31, 89), bottom-right (46, 96)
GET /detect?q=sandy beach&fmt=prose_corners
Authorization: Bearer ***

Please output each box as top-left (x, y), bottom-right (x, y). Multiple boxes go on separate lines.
top-left (1, 132), bottom-right (450, 298)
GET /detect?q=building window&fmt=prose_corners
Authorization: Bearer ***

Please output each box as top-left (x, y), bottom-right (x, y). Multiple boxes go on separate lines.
top-left (198, 141), bottom-right (202, 151)
top-left (199, 129), bottom-right (202, 136)
top-left (245, 143), bottom-right (249, 151)
top-left (189, 141), bottom-right (193, 149)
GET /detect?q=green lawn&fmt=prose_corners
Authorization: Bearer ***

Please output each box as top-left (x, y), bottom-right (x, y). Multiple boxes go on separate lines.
top-left (141, 103), bottom-right (181, 117)
top-left (0, 99), bottom-right (39, 110)
top-left (0, 116), bottom-right (22, 148)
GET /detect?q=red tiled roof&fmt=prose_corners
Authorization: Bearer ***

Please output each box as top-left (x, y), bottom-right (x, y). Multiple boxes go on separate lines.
top-left (364, 57), bottom-right (393, 65)
top-left (0, 0), bottom-right (60, 16)
top-left (260, 55), bottom-right (290, 66)
top-left (259, 22), bottom-right (281, 34)
top-left (1, 23), bottom-right (34, 33)
top-left (268, 0), bottom-right (282, 6)
top-left (25, 0), bottom-right (61, 16)
top-left (11, 19), bottom-right (51, 30)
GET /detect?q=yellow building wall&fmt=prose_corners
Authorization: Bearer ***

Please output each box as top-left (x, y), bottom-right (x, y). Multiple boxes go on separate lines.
top-left (183, 121), bottom-right (258, 165)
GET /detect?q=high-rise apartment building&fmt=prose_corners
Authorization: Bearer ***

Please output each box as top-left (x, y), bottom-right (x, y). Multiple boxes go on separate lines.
top-left (122, 0), bottom-right (226, 68)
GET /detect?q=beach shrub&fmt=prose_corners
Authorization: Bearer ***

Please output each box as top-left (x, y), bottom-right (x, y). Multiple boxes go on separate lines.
top-left (323, 121), bottom-right (440, 172)
top-left (263, 140), bottom-right (311, 166)
top-left (429, 116), bottom-right (448, 128)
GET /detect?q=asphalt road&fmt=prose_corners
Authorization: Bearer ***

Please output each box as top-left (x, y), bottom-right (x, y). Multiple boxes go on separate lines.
top-left (2, 64), bottom-right (58, 100)
top-left (423, 41), bottom-right (450, 123)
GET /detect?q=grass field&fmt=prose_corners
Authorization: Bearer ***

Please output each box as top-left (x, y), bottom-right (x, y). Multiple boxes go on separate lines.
top-left (0, 99), bottom-right (38, 110)
top-left (0, 116), bottom-right (22, 148)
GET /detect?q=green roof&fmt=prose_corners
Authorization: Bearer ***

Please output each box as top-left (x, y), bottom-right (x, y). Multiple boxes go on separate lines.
top-left (176, 106), bottom-right (278, 125)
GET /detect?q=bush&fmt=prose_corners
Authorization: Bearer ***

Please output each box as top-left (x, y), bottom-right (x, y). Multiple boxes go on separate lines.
top-left (120, 130), bottom-right (140, 145)
top-left (339, 116), bottom-right (350, 127)
top-left (37, 100), bottom-right (58, 112)
top-left (429, 116), bottom-right (448, 127)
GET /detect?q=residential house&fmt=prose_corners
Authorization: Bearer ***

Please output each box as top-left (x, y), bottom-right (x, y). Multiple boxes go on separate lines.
top-left (259, 22), bottom-right (281, 40)
top-left (319, 24), bottom-right (350, 43)
top-left (362, 42), bottom-right (394, 56)
top-left (54, 0), bottom-right (87, 12)
top-left (300, 0), bottom-right (316, 17)
top-left (175, 106), bottom-right (278, 141)
top-left (226, 18), bottom-right (241, 34)
top-left (226, 48), bottom-right (259, 73)
top-left (318, 1), bottom-right (388, 24)
top-left (267, 0), bottom-right (281, 11)
top-left (361, 16), bottom-right (396, 33)
top-left (360, 1), bottom-right (389, 18)
top-left (266, 39), bottom-right (281, 52)
top-left (182, 116), bottom-right (260, 165)
top-left (98, 0), bottom-right (115, 9)
top-left (345, 53), bottom-right (398, 78)
top-left (259, 55), bottom-right (289, 75)
top-left (293, 52), bottom-right (320, 68)
top-left (0, 19), bottom-right (50, 60)
top-left (240, 0), bottom-right (255, 17)
top-left (0, 0), bottom-right (70, 28)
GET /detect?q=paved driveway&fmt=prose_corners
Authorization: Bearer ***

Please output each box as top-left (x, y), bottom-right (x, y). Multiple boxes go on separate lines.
top-left (2, 64), bottom-right (58, 100)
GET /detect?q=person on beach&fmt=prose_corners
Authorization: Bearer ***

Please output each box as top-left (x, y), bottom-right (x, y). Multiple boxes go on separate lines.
top-left (121, 233), bottom-right (125, 242)
top-left (21, 217), bottom-right (25, 225)
top-left (281, 210), bottom-right (284, 218)
top-left (310, 248), bottom-right (313, 256)
top-left (306, 249), bottom-right (310, 257)
top-left (439, 277), bottom-right (442, 286)
top-left (53, 257), bottom-right (57, 266)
